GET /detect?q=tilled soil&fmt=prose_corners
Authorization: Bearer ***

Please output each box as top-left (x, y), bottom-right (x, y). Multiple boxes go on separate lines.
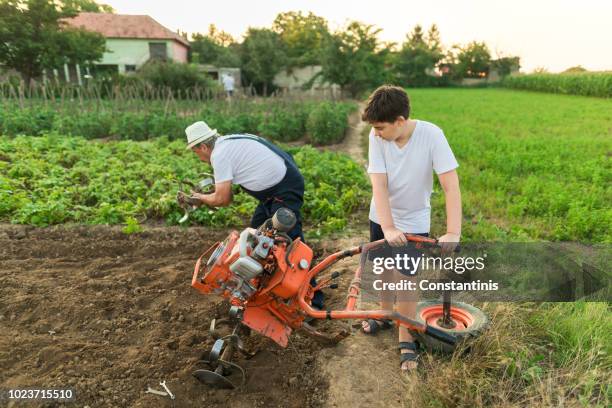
top-left (0, 225), bottom-right (331, 407)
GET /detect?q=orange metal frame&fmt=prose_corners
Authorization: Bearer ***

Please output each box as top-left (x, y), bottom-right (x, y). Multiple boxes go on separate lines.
top-left (192, 233), bottom-right (455, 347)
top-left (296, 235), bottom-right (438, 335)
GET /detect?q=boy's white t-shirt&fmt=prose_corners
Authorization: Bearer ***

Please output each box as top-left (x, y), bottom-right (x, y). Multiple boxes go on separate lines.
top-left (367, 120), bottom-right (458, 233)
top-left (211, 135), bottom-right (286, 191)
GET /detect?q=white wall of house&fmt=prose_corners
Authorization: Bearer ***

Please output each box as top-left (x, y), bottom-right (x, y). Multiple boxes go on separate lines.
top-left (274, 65), bottom-right (333, 90)
top-left (102, 39), bottom-right (154, 68)
top-left (98, 39), bottom-right (188, 72)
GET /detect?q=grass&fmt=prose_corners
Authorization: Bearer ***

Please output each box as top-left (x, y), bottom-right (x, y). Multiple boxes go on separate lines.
top-left (408, 303), bottom-right (611, 407)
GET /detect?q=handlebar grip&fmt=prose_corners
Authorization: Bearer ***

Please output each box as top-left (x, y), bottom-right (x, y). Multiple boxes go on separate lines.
top-left (424, 325), bottom-right (457, 345)
top-left (391, 234), bottom-right (461, 253)
top-left (404, 234), bottom-right (437, 244)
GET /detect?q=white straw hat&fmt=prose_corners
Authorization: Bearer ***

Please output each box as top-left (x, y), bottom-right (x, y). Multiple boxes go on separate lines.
top-left (185, 121), bottom-right (217, 149)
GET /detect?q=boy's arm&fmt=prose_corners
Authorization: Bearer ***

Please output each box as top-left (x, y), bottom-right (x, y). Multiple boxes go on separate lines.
top-left (370, 173), bottom-right (407, 246)
top-left (437, 169), bottom-right (461, 252)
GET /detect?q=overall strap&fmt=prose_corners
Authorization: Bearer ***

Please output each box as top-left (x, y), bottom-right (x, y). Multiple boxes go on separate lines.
top-left (221, 135), bottom-right (298, 171)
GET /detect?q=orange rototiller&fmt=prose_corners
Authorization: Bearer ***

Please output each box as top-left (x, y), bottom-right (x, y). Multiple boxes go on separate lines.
top-left (190, 208), bottom-right (483, 389)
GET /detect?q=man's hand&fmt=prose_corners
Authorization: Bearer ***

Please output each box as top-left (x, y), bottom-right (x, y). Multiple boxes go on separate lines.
top-left (383, 226), bottom-right (407, 247)
top-left (190, 192), bottom-right (208, 207)
top-left (188, 180), bottom-right (232, 208)
top-left (177, 191), bottom-right (202, 208)
top-left (438, 232), bottom-right (460, 255)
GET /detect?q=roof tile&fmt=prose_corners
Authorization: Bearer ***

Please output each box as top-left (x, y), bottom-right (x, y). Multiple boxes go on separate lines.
top-left (65, 13), bottom-right (189, 47)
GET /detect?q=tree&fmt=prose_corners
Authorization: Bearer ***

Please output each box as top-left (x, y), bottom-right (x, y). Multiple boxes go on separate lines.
top-left (240, 28), bottom-right (286, 95)
top-left (190, 24), bottom-right (240, 67)
top-left (563, 65), bottom-right (587, 73)
top-left (320, 21), bottom-right (389, 97)
top-left (490, 56), bottom-right (520, 77)
top-left (272, 11), bottom-right (330, 67)
top-left (0, 0), bottom-right (106, 83)
top-left (392, 24), bottom-right (444, 86)
top-left (61, 0), bottom-right (114, 13)
top-left (206, 24), bottom-right (235, 47)
top-left (453, 41), bottom-right (491, 78)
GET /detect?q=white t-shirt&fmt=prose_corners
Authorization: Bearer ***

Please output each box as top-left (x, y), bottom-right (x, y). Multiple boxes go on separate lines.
top-left (367, 120), bottom-right (458, 233)
top-left (222, 75), bottom-right (235, 91)
top-left (211, 135), bottom-right (286, 191)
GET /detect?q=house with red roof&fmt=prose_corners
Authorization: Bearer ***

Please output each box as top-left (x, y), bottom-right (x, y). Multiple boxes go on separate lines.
top-left (65, 12), bottom-right (189, 77)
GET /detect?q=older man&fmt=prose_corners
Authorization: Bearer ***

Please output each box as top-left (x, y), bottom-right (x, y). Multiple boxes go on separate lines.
top-left (185, 121), bottom-right (323, 308)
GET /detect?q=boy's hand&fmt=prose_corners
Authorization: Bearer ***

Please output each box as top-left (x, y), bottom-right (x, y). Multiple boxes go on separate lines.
top-left (383, 227), bottom-right (407, 247)
top-left (438, 232), bottom-right (460, 254)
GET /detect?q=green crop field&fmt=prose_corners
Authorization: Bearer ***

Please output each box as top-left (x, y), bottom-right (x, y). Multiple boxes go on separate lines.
top-left (403, 88), bottom-right (612, 243)
top-left (0, 98), bottom-right (356, 144)
top-left (0, 136), bottom-right (368, 235)
top-left (500, 72), bottom-right (612, 97)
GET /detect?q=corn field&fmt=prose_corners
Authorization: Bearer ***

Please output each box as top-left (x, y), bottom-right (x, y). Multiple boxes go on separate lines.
top-left (500, 72), bottom-right (612, 97)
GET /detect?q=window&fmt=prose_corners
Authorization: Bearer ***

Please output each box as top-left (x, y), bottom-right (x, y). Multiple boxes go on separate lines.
top-left (125, 65), bottom-right (136, 72)
top-left (149, 42), bottom-right (167, 61)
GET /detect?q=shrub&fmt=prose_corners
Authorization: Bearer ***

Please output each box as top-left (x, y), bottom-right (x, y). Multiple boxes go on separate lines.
top-left (137, 61), bottom-right (220, 97)
top-left (0, 99), bottom-right (356, 144)
top-left (148, 114), bottom-right (192, 139)
top-left (257, 107), bottom-right (307, 142)
top-left (111, 112), bottom-right (151, 140)
top-left (53, 111), bottom-right (112, 139)
top-left (1, 108), bottom-right (55, 136)
top-left (306, 102), bottom-right (353, 145)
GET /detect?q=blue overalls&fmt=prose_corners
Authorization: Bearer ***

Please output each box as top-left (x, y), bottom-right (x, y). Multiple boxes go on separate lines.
top-left (221, 135), bottom-right (324, 308)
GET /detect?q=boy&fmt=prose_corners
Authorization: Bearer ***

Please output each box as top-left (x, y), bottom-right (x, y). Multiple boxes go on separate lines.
top-left (361, 85), bottom-right (461, 372)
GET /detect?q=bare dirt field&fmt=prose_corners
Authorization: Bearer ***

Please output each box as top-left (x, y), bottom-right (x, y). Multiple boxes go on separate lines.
top-left (0, 225), bottom-right (336, 407)
top-left (1, 223), bottom-right (420, 408)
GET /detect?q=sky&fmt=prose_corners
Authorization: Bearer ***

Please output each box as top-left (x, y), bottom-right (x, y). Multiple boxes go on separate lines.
top-left (103, 0), bottom-right (612, 73)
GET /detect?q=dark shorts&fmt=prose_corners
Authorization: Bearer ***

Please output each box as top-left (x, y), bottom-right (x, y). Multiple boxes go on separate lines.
top-left (368, 221), bottom-right (429, 277)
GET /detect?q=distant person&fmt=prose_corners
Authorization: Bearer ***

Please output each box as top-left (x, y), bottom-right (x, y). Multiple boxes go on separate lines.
top-left (361, 85), bottom-right (462, 372)
top-left (222, 74), bottom-right (235, 98)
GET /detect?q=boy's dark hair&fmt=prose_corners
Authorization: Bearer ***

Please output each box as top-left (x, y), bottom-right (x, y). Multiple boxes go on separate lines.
top-left (362, 85), bottom-right (410, 123)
